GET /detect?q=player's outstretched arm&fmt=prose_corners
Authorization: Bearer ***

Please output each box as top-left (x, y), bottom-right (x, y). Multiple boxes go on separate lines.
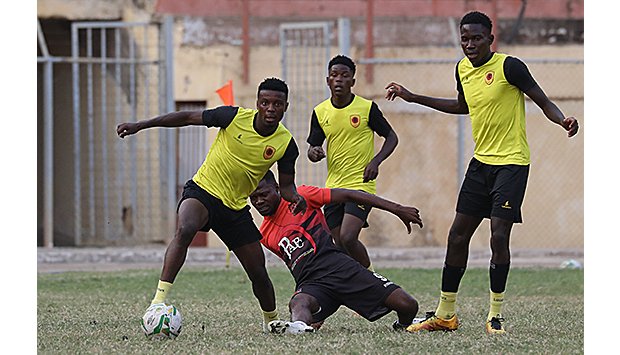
top-left (384, 81), bottom-right (468, 115)
top-left (116, 110), bottom-right (204, 138)
top-left (278, 172), bottom-right (307, 216)
top-left (329, 188), bottom-right (423, 233)
top-left (524, 84), bottom-right (579, 138)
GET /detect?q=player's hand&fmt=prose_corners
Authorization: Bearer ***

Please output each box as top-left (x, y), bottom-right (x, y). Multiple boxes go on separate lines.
top-left (307, 146), bottom-right (326, 162)
top-left (394, 205), bottom-right (423, 233)
top-left (363, 160), bottom-right (380, 182)
top-left (288, 194), bottom-right (307, 216)
top-left (385, 82), bottom-right (413, 102)
top-left (117, 122), bottom-right (140, 138)
top-left (562, 116), bottom-right (579, 138)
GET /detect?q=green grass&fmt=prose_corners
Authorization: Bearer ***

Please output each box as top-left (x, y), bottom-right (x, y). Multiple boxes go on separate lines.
top-left (38, 266), bottom-right (583, 354)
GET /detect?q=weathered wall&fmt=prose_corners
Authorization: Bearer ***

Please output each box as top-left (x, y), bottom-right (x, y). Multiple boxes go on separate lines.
top-left (185, 43), bottom-right (584, 250)
top-left (37, 0), bottom-right (584, 249)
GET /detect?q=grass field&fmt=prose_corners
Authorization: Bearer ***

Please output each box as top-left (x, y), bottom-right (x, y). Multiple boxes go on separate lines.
top-left (37, 266), bottom-right (583, 354)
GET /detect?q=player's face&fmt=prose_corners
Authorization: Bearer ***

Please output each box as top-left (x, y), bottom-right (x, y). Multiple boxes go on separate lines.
top-left (256, 90), bottom-right (288, 131)
top-left (327, 64), bottom-right (355, 98)
top-left (460, 23), bottom-right (494, 66)
top-left (250, 181), bottom-right (281, 216)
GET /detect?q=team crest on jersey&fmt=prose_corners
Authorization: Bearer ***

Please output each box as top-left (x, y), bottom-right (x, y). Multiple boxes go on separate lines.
top-left (350, 114), bottom-right (361, 128)
top-left (484, 71), bottom-right (495, 85)
top-left (263, 145), bottom-right (276, 160)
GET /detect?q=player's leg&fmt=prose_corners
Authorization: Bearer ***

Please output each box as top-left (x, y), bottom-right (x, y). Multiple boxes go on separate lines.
top-left (269, 292), bottom-right (324, 334)
top-left (289, 292), bottom-right (320, 325)
top-left (383, 288), bottom-right (418, 330)
top-left (324, 202), bottom-right (345, 248)
top-left (408, 212), bottom-right (482, 332)
top-left (409, 159), bottom-right (491, 332)
top-left (339, 213), bottom-right (371, 268)
top-left (339, 202), bottom-right (373, 269)
top-left (486, 217), bottom-right (512, 334)
top-left (485, 164), bottom-right (528, 334)
top-left (153, 197), bottom-right (209, 304)
top-left (233, 238), bottom-right (282, 332)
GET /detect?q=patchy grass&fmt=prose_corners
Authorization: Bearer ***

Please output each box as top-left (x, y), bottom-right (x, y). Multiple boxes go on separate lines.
top-left (37, 267), bottom-right (583, 354)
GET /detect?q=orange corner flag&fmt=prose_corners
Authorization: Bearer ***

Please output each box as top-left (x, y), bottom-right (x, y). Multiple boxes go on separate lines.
top-left (216, 80), bottom-right (234, 106)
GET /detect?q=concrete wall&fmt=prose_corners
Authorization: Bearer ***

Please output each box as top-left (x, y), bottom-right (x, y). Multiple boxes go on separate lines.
top-left (178, 43), bottom-right (583, 250)
top-left (38, 0), bottom-right (583, 249)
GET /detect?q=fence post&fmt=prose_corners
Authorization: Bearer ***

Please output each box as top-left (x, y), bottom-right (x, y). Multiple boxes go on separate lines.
top-left (39, 20), bottom-right (54, 248)
top-left (338, 17), bottom-right (350, 56)
top-left (163, 15), bottom-right (177, 242)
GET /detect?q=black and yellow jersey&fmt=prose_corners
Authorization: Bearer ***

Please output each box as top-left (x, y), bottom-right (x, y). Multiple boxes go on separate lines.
top-left (457, 52), bottom-right (537, 165)
top-left (192, 106), bottom-right (298, 210)
top-left (307, 95), bottom-right (393, 194)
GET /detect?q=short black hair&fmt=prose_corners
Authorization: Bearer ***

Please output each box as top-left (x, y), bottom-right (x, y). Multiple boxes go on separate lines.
top-left (258, 77), bottom-right (288, 99)
top-left (260, 170), bottom-right (277, 187)
top-left (460, 11), bottom-right (492, 32)
top-left (328, 55), bottom-right (356, 75)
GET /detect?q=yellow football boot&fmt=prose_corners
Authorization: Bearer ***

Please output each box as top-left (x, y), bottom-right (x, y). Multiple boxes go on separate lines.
top-left (485, 317), bottom-right (506, 334)
top-left (406, 312), bottom-right (459, 332)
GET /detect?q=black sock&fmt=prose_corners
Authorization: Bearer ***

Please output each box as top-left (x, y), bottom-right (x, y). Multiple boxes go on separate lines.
top-left (441, 263), bottom-right (467, 293)
top-left (489, 262), bottom-right (510, 293)
top-left (392, 320), bottom-right (411, 330)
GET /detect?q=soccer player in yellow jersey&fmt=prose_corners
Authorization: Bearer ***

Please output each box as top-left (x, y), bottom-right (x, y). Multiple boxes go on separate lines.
top-left (385, 11), bottom-right (579, 334)
top-left (307, 55), bottom-right (399, 271)
top-left (117, 78), bottom-right (307, 332)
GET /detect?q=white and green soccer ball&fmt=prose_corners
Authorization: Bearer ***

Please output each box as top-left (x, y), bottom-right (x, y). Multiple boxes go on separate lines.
top-left (140, 303), bottom-right (182, 339)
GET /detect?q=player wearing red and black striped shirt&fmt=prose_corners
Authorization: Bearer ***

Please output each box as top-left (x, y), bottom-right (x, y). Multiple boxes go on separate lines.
top-left (250, 170), bottom-right (423, 331)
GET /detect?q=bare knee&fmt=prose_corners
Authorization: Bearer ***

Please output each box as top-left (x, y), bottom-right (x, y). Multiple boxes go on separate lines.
top-left (386, 289), bottom-right (418, 315)
top-left (174, 224), bottom-right (199, 247)
top-left (289, 294), bottom-right (313, 312)
top-left (490, 231), bottom-right (511, 262)
top-left (447, 227), bottom-right (471, 251)
top-left (244, 264), bottom-right (270, 284)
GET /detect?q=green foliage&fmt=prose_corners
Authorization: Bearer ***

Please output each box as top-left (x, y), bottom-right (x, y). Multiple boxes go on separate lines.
top-left (37, 267), bottom-right (583, 354)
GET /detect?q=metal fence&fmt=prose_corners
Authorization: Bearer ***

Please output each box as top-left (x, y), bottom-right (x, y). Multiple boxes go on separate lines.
top-left (38, 16), bottom-right (583, 250)
top-left (275, 18), bottom-right (583, 250)
top-left (353, 58), bottom-right (584, 249)
top-left (37, 17), bottom-right (176, 247)
top-left (280, 22), bottom-right (331, 187)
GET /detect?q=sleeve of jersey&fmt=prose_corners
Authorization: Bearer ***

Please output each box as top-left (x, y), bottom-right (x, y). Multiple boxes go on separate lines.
top-left (201, 106), bottom-right (239, 128)
top-left (504, 56), bottom-right (537, 92)
top-left (306, 110), bottom-right (326, 146)
top-left (455, 63), bottom-right (464, 95)
top-left (299, 185), bottom-right (331, 210)
top-left (277, 138), bottom-right (299, 175)
top-left (367, 102), bottom-right (393, 137)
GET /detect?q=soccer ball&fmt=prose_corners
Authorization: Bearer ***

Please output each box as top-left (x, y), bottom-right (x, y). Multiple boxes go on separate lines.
top-left (140, 303), bottom-right (183, 339)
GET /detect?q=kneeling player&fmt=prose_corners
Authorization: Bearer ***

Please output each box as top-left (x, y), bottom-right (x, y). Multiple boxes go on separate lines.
top-left (249, 170), bottom-right (423, 334)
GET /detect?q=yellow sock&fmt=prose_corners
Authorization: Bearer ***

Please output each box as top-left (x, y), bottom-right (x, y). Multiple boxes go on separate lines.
top-left (151, 280), bottom-right (173, 305)
top-left (487, 290), bottom-right (504, 320)
top-left (435, 291), bottom-right (457, 320)
top-left (262, 309), bottom-right (279, 324)
top-left (367, 263), bottom-right (374, 272)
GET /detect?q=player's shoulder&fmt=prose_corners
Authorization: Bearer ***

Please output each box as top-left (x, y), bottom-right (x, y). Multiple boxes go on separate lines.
top-left (298, 185), bottom-right (328, 200)
top-left (235, 106), bottom-right (257, 117)
top-left (457, 56), bottom-right (469, 69)
top-left (298, 184), bottom-right (323, 194)
top-left (353, 94), bottom-right (373, 105)
top-left (314, 98), bottom-right (332, 111)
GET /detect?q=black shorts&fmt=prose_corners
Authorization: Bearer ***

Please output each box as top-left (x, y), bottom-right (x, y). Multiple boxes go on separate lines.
top-left (178, 180), bottom-right (262, 250)
top-left (324, 201), bottom-right (372, 230)
top-left (293, 260), bottom-right (400, 323)
top-left (456, 158), bottom-right (529, 223)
